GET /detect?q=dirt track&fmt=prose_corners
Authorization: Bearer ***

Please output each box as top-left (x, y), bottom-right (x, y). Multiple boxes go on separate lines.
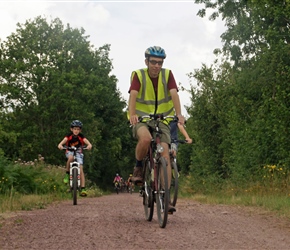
top-left (1, 192), bottom-right (290, 249)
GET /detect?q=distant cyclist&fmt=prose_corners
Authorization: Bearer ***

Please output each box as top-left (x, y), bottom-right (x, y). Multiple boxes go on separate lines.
top-left (113, 173), bottom-right (121, 184)
top-left (127, 174), bottom-right (134, 192)
top-left (58, 120), bottom-right (92, 197)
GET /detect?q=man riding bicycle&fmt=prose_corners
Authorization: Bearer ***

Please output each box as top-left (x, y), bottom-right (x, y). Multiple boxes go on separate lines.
top-left (127, 46), bottom-right (185, 214)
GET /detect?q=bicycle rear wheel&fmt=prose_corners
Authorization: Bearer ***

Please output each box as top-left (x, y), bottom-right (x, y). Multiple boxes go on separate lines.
top-left (72, 168), bottom-right (78, 205)
top-left (143, 158), bottom-right (154, 221)
top-left (170, 160), bottom-right (179, 207)
top-left (129, 183), bottom-right (132, 194)
top-left (115, 183), bottom-right (119, 194)
top-left (155, 157), bottom-right (169, 228)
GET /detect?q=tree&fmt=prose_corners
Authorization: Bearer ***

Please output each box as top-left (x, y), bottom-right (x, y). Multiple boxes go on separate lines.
top-left (186, 1), bottom-right (290, 186)
top-left (0, 16), bottom-right (134, 188)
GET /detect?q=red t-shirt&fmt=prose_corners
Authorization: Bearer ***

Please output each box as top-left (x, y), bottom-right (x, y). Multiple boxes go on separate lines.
top-left (65, 132), bottom-right (85, 148)
top-left (128, 70), bottom-right (178, 94)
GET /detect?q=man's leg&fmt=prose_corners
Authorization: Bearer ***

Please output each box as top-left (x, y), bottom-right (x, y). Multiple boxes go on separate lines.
top-left (132, 124), bottom-right (151, 183)
top-left (135, 125), bottom-right (151, 160)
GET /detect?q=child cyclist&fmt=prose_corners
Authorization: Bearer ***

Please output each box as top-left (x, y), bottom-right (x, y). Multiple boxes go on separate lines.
top-left (58, 120), bottom-right (92, 196)
top-left (169, 118), bottom-right (192, 157)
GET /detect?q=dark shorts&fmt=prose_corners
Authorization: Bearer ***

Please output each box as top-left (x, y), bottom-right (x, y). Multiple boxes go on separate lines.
top-left (132, 120), bottom-right (171, 145)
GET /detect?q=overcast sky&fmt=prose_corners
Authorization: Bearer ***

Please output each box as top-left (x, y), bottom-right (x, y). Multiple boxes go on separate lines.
top-left (0, 0), bottom-right (225, 116)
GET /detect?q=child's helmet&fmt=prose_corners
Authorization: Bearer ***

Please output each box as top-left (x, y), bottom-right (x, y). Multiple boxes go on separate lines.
top-left (145, 46), bottom-right (166, 59)
top-left (70, 120), bottom-right (83, 128)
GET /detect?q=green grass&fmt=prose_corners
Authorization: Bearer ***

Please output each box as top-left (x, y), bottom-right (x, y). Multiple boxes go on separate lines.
top-left (2, 157), bottom-right (290, 220)
top-left (0, 187), bottom-right (104, 214)
top-left (178, 173), bottom-right (290, 219)
top-left (0, 156), bottom-right (104, 214)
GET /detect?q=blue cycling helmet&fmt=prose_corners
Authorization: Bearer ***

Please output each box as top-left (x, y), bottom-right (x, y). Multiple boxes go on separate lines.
top-left (70, 120), bottom-right (83, 128)
top-left (145, 46), bottom-right (166, 59)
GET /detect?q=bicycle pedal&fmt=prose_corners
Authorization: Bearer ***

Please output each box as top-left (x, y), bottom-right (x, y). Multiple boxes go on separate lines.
top-left (139, 190), bottom-right (144, 197)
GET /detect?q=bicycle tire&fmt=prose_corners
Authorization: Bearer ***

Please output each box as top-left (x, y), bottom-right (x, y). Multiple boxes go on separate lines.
top-left (156, 156), bottom-right (169, 228)
top-left (115, 184), bottom-right (119, 194)
top-left (170, 160), bottom-right (179, 207)
top-left (72, 168), bottom-right (78, 205)
top-left (129, 183), bottom-right (132, 194)
top-left (143, 158), bottom-right (154, 221)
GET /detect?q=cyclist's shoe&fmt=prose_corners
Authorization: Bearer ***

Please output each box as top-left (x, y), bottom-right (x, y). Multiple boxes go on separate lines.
top-left (132, 167), bottom-right (143, 185)
top-left (168, 205), bottom-right (176, 214)
top-left (172, 171), bottom-right (180, 179)
top-left (63, 173), bottom-right (69, 184)
top-left (80, 188), bottom-right (87, 197)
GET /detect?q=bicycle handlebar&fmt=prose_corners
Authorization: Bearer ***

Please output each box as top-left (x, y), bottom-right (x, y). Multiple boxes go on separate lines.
top-left (138, 114), bottom-right (177, 122)
top-left (61, 145), bottom-right (87, 151)
top-left (171, 139), bottom-right (188, 144)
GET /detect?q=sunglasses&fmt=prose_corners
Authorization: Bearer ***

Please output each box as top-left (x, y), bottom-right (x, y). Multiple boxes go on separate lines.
top-left (149, 60), bottom-right (163, 66)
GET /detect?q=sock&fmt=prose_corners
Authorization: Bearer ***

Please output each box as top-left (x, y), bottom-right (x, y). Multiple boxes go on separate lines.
top-left (136, 160), bottom-right (143, 167)
top-left (81, 187), bottom-right (86, 190)
top-left (66, 171), bottom-right (69, 175)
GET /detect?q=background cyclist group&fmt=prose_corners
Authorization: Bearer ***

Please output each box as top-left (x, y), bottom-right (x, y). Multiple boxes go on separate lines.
top-left (113, 173), bottom-right (134, 193)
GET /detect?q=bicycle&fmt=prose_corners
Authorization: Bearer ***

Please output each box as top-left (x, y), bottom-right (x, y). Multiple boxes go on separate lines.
top-left (169, 138), bottom-right (187, 207)
top-left (62, 145), bottom-right (86, 205)
top-left (114, 181), bottom-right (121, 194)
top-left (138, 114), bottom-right (173, 228)
top-left (127, 181), bottom-right (133, 194)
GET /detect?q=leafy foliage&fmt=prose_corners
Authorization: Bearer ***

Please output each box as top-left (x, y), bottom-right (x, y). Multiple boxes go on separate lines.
top-left (186, 1), bottom-right (290, 189)
top-left (0, 16), bottom-right (134, 189)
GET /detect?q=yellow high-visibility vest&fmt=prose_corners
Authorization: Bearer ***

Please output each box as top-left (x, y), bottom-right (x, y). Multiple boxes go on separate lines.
top-left (128, 68), bottom-right (175, 119)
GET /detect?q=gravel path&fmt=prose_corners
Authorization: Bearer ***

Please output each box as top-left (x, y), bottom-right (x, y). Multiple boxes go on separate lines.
top-left (1, 192), bottom-right (290, 249)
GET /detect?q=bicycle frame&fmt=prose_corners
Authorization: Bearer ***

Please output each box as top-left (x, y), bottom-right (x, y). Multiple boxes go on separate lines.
top-left (139, 114), bottom-right (172, 228)
top-left (151, 121), bottom-right (163, 192)
top-left (62, 146), bottom-right (85, 205)
top-left (69, 154), bottom-right (81, 190)
top-left (169, 138), bottom-right (187, 207)
top-left (140, 115), bottom-right (165, 185)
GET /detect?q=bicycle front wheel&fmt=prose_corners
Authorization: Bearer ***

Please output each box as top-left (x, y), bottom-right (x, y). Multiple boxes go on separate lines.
top-left (170, 160), bottom-right (179, 207)
top-left (155, 156), bottom-right (169, 228)
top-left (143, 158), bottom-right (154, 221)
top-left (72, 168), bottom-right (78, 205)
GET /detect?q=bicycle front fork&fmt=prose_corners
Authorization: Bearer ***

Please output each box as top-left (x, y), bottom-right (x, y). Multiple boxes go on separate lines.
top-left (70, 163), bottom-right (81, 188)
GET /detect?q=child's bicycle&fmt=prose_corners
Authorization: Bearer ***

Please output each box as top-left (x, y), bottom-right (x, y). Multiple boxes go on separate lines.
top-left (169, 139), bottom-right (187, 207)
top-left (62, 145), bottom-right (86, 205)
